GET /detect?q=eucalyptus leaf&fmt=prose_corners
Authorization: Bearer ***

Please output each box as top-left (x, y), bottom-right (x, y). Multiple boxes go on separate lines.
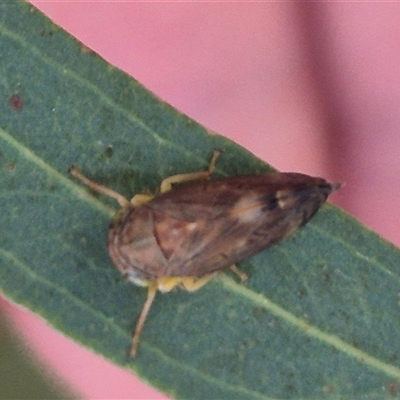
top-left (1, 2), bottom-right (400, 399)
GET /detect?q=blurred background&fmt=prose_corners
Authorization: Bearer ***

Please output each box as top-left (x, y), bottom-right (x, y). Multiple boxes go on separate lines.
top-left (2, 2), bottom-right (400, 399)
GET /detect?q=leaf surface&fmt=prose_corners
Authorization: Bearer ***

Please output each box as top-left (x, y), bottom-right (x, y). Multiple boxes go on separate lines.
top-left (1, 2), bottom-right (400, 399)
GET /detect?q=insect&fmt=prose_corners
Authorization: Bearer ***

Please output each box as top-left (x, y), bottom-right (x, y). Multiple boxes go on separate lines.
top-left (69, 151), bottom-right (340, 357)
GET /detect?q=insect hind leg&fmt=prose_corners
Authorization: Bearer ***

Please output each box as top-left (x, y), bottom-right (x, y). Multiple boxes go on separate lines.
top-left (160, 150), bottom-right (222, 193)
top-left (178, 265), bottom-right (247, 292)
top-left (230, 265), bottom-right (249, 282)
top-left (129, 283), bottom-right (158, 358)
top-left (180, 274), bottom-right (217, 292)
top-left (129, 274), bottom-right (216, 357)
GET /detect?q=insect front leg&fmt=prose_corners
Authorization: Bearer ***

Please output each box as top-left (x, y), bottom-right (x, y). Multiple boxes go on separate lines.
top-left (160, 150), bottom-right (221, 193)
top-left (130, 193), bottom-right (154, 206)
top-left (69, 166), bottom-right (129, 207)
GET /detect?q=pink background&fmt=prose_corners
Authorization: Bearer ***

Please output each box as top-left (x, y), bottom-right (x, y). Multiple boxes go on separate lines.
top-left (3, 2), bottom-right (400, 399)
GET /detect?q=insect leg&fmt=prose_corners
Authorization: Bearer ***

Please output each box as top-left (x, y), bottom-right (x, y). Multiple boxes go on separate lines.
top-left (130, 282), bottom-right (158, 358)
top-left (130, 193), bottom-right (154, 206)
top-left (230, 265), bottom-right (249, 282)
top-left (180, 273), bottom-right (217, 292)
top-left (160, 150), bottom-right (222, 193)
top-left (156, 277), bottom-right (185, 292)
top-left (69, 166), bottom-right (129, 207)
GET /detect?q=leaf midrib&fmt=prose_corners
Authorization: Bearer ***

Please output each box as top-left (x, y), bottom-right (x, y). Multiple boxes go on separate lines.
top-left (219, 275), bottom-right (400, 380)
top-left (0, 127), bottom-right (114, 216)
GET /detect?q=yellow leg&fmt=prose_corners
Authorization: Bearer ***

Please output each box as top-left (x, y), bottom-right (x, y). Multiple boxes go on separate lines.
top-left (129, 283), bottom-right (158, 358)
top-left (70, 150), bottom-right (222, 204)
top-left (180, 273), bottom-right (217, 292)
top-left (69, 166), bottom-right (129, 207)
top-left (130, 193), bottom-right (154, 207)
top-left (160, 150), bottom-right (221, 193)
top-left (129, 276), bottom-right (191, 357)
top-left (156, 277), bottom-right (185, 292)
top-left (230, 265), bottom-right (248, 282)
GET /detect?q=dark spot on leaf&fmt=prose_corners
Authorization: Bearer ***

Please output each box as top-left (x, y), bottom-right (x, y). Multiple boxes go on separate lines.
top-left (323, 384), bottom-right (335, 394)
top-left (9, 94), bottom-right (23, 111)
top-left (387, 381), bottom-right (400, 396)
top-left (7, 162), bottom-right (15, 171)
top-left (40, 29), bottom-right (54, 37)
top-left (104, 145), bottom-right (113, 158)
top-left (298, 288), bottom-right (307, 297)
top-left (322, 271), bottom-right (331, 283)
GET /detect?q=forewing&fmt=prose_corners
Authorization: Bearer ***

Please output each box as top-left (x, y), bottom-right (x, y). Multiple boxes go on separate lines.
top-left (149, 173), bottom-right (335, 277)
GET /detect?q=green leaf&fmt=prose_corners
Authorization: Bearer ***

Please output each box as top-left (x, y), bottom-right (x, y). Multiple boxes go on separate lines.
top-left (1, 2), bottom-right (400, 399)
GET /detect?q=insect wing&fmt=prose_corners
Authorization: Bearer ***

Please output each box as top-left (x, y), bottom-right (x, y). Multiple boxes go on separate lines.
top-left (145, 172), bottom-right (336, 277)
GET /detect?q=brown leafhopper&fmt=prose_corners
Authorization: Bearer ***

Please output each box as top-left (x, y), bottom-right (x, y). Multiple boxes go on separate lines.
top-left (69, 151), bottom-right (339, 357)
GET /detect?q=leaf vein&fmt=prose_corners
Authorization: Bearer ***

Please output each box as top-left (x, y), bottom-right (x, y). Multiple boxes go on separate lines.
top-left (218, 274), bottom-right (400, 380)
